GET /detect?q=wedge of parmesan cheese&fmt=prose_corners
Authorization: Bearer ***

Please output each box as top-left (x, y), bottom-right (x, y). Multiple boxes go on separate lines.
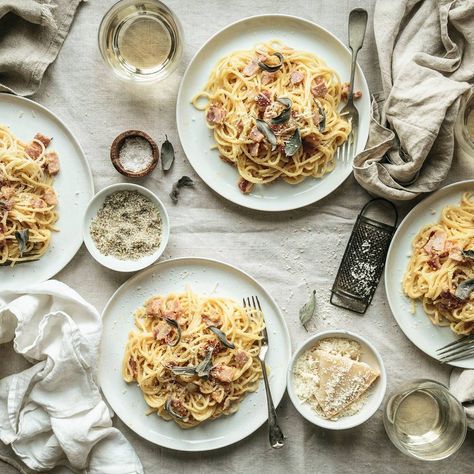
top-left (314, 350), bottom-right (379, 418)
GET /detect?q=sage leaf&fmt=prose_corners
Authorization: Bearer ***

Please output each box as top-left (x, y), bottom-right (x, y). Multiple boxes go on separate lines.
top-left (299, 290), bottom-right (316, 331)
top-left (165, 397), bottom-right (185, 420)
top-left (461, 249), bottom-right (474, 260)
top-left (318, 105), bottom-right (326, 132)
top-left (15, 229), bottom-right (29, 257)
top-left (208, 325), bottom-right (235, 349)
top-left (258, 52), bottom-right (284, 73)
top-left (161, 135), bottom-right (175, 172)
top-left (255, 119), bottom-right (277, 151)
top-left (271, 97), bottom-right (292, 125)
top-left (285, 128), bottom-right (302, 157)
top-left (455, 279), bottom-right (474, 301)
top-left (170, 176), bottom-right (194, 203)
top-left (169, 366), bottom-right (197, 376)
top-left (164, 317), bottom-right (181, 347)
top-left (195, 349), bottom-right (214, 378)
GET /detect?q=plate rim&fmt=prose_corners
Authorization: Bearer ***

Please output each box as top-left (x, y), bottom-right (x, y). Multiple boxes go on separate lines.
top-left (99, 256), bottom-right (292, 451)
top-left (385, 179), bottom-right (474, 369)
top-left (176, 13), bottom-right (370, 212)
top-left (0, 92), bottom-right (94, 286)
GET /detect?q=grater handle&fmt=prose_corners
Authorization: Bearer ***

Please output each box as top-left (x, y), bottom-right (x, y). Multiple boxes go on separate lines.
top-left (360, 198), bottom-right (398, 227)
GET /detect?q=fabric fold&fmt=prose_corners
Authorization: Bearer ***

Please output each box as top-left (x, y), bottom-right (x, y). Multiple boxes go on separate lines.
top-left (0, 281), bottom-right (143, 473)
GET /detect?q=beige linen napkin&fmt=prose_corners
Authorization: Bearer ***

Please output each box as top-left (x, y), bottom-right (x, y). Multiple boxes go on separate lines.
top-left (353, 0), bottom-right (474, 201)
top-left (0, 0), bottom-right (84, 96)
top-left (450, 369), bottom-right (474, 429)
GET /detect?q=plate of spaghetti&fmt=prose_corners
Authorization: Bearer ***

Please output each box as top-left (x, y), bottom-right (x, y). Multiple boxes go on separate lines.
top-left (177, 15), bottom-right (370, 211)
top-left (385, 180), bottom-right (474, 369)
top-left (99, 257), bottom-right (291, 450)
top-left (0, 94), bottom-right (93, 289)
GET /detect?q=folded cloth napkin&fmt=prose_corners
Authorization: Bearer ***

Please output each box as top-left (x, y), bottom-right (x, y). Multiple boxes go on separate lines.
top-left (0, 0), bottom-right (83, 96)
top-left (0, 281), bottom-right (144, 473)
top-left (353, 0), bottom-right (474, 201)
top-left (450, 368), bottom-right (474, 430)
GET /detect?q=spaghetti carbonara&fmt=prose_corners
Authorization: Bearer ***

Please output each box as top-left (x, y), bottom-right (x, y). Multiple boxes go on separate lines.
top-left (403, 193), bottom-right (474, 335)
top-left (192, 40), bottom-right (353, 193)
top-left (0, 126), bottom-right (60, 266)
top-left (122, 290), bottom-right (264, 428)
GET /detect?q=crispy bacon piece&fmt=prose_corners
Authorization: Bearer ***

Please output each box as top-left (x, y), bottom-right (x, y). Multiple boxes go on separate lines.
top-left (211, 364), bottom-right (235, 383)
top-left (206, 105), bottom-right (226, 124)
top-left (146, 297), bottom-right (163, 318)
top-left (249, 126), bottom-right (264, 143)
top-left (129, 358), bottom-right (138, 378)
top-left (43, 189), bottom-right (57, 206)
top-left (238, 177), bottom-right (253, 194)
top-left (153, 321), bottom-right (173, 342)
top-left (437, 291), bottom-right (465, 312)
top-left (31, 198), bottom-right (46, 209)
top-left (0, 186), bottom-right (15, 200)
top-left (234, 350), bottom-right (249, 368)
top-left (243, 59), bottom-right (260, 76)
top-left (341, 82), bottom-right (362, 101)
top-left (255, 91), bottom-right (272, 111)
top-left (34, 133), bottom-right (51, 148)
top-left (44, 151), bottom-right (60, 175)
top-left (427, 255), bottom-right (441, 270)
top-left (290, 71), bottom-right (304, 85)
top-left (163, 299), bottom-right (183, 321)
top-left (302, 133), bottom-right (320, 154)
top-left (25, 133), bottom-right (51, 159)
top-left (202, 338), bottom-right (223, 355)
top-left (311, 76), bottom-right (328, 98)
top-left (169, 398), bottom-right (188, 418)
top-left (248, 141), bottom-right (269, 157)
top-left (261, 71), bottom-right (276, 85)
top-left (424, 230), bottom-right (447, 254)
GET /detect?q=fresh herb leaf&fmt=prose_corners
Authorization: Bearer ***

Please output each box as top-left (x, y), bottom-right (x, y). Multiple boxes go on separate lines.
top-left (165, 397), bottom-right (185, 420)
top-left (15, 229), bottom-right (29, 257)
top-left (258, 52), bottom-right (284, 73)
top-left (169, 366), bottom-right (197, 376)
top-left (461, 250), bottom-right (474, 260)
top-left (299, 290), bottom-right (316, 331)
top-left (208, 325), bottom-right (235, 349)
top-left (255, 119), bottom-right (277, 151)
top-left (164, 317), bottom-right (181, 347)
top-left (285, 128), bottom-right (302, 157)
top-left (318, 105), bottom-right (326, 132)
top-left (455, 279), bottom-right (474, 301)
top-left (161, 135), bottom-right (175, 172)
top-left (170, 176), bottom-right (194, 203)
top-left (271, 97), bottom-right (292, 125)
top-left (195, 349), bottom-right (214, 378)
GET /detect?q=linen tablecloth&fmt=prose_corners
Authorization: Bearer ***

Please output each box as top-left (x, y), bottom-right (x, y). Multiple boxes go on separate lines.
top-left (1, 1), bottom-right (473, 473)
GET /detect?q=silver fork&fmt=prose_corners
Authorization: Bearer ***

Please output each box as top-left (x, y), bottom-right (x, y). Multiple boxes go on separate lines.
top-left (337, 8), bottom-right (368, 164)
top-left (243, 295), bottom-right (284, 449)
top-left (436, 335), bottom-right (474, 363)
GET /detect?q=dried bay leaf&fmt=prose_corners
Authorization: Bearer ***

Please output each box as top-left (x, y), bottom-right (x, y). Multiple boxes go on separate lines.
top-left (299, 289), bottom-right (316, 331)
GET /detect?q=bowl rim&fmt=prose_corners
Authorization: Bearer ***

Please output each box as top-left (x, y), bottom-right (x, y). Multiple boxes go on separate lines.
top-left (286, 329), bottom-right (387, 430)
top-left (110, 130), bottom-right (159, 178)
top-left (83, 182), bottom-right (170, 272)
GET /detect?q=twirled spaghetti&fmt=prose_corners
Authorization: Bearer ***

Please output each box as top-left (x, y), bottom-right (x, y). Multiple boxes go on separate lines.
top-left (122, 290), bottom-right (264, 428)
top-left (0, 125), bottom-right (60, 266)
top-left (403, 193), bottom-right (474, 335)
top-left (192, 40), bottom-right (351, 192)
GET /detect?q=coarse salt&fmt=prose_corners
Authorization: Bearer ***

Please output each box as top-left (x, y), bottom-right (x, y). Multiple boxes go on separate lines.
top-left (118, 136), bottom-right (153, 173)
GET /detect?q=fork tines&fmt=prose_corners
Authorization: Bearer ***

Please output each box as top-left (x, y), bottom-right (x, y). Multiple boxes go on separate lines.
top-left (436, 335), bottom-right (474, 363)
top-left (242, 295), bottom-right (268, 341)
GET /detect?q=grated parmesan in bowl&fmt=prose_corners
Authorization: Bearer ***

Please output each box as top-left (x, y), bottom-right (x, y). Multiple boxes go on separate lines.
top-left (287, 330), bottom-right (387, 430)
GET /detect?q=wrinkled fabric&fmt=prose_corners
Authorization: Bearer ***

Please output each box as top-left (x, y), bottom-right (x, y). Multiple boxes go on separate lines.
top-left (353, 0), bottom-right (474, 200)
top-left (0, 281), bottom-right (143, 473)
top-left (0, 0), bottom-right (83, 96)
top-left (450, 368), bottom-right (474, 430)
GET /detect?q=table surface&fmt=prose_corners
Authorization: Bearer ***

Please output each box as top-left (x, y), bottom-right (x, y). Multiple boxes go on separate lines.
top-left (1, 1), bottom-right (473, 473)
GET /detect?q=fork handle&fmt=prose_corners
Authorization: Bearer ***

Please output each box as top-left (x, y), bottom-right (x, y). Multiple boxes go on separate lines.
top-left (347, 8), bottom-right (368, 103)
top-left (260, 359), bottom-right (285, 449)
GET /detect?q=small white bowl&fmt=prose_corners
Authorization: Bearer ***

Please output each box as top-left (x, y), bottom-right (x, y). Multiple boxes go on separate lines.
top-left (83, 183), bottom-right (170, 272)
top-left (287, 330), bottom-right (387, 430)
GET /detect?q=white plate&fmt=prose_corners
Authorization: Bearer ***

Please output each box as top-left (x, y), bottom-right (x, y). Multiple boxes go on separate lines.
top-left (287, 330), bottom-right (386, 430)
top-left (99, 257), bottom-right (291, 451)
top-left (83, 183), bottom-right (170, 272)
top-left (385, 180), bottom-right (474, 369)
top-left (0, 94), bottom-right (94, 289)
top-left (176, 14), bottom-right (370, 212)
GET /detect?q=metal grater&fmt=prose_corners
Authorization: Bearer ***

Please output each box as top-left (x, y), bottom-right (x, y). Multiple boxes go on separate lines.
top-left (330, 199), bottom-right (398, 314)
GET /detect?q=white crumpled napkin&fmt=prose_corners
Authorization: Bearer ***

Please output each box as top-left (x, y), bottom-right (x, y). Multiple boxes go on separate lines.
top-left (0, 280), bottom-right (143, 473)
top-left (450, 369), bottom-right (474, 430)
